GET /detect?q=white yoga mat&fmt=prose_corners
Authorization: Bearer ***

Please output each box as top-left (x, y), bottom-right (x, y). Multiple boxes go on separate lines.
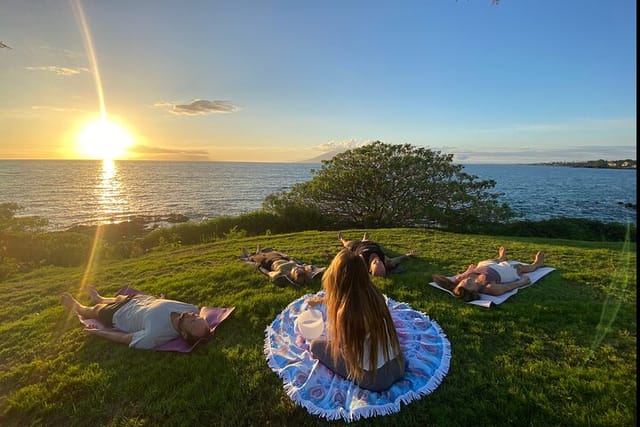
top-left (428, 262), bottom-right (556, 308)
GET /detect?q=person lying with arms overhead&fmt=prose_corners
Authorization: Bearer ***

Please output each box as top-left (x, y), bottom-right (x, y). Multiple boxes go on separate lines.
top-left (306, 248), bottom-right (405, 392)
top-left (432, 246), bottom-right (545, 302)
top-left (338, 231), bottom-right (417, 277)
top-left (61, 286), bottom-right (211, 349)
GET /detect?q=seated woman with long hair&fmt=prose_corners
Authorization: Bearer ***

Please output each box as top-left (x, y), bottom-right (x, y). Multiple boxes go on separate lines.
top-left (306, 248), bottom-right (405, 391)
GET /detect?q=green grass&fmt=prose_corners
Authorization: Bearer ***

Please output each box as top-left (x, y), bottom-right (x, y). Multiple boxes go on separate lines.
top-left (0, 228), bottom-right (636, 426)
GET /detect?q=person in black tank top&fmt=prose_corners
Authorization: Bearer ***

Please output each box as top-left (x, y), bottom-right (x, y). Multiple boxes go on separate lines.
top-left (338, 232), bottom-right (417, 277)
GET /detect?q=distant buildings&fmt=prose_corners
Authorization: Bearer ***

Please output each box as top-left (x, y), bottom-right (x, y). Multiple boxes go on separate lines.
top-left (535, 159), bottom-right (636, 169)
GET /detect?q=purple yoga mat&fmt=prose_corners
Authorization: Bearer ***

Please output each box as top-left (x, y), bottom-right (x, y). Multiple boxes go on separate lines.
top-left (77, 286), bottom-right (235, 352)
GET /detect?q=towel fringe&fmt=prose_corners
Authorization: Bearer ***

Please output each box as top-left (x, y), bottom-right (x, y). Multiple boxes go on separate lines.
top-left (264, 293), bottom-right (451, 422)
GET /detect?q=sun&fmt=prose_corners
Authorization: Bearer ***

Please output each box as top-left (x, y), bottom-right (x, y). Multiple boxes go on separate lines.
top-left (76, 118), bottom-right (135, 160)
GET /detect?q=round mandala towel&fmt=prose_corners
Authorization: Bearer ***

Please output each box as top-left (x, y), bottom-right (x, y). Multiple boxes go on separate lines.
top-left (264, 292), bottom-right (451, 422)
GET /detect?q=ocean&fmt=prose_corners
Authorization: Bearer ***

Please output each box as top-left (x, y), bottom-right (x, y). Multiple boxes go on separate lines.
top-left (0, 160), bottom-right (636, 230)
top-left (463, 164), bottom-right (637, 223)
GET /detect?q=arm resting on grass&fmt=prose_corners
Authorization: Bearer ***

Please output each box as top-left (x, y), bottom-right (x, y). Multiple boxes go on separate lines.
top-left (84, 328), bottom-right (134, 346)
top-left (385, 250), bottom-right (418, 269)
top-left (482, 275), bottom-right (532, 296)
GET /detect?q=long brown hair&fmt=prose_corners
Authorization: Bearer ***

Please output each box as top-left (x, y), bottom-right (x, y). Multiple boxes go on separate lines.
top-left (433, 274), bottom-right (479, 302)
top-left (322, 248), bottom-right (403, 382)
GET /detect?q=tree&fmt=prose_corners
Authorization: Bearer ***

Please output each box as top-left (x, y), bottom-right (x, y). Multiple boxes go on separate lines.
top-left (264, 142), bottom-right (512, 230)
top-left (0, 202), bottom-right (48, 232)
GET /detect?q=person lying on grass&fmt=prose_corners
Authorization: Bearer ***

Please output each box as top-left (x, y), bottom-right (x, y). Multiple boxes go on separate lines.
top-left (306, 248), bottom-right (405, 392)
top-left (61, 286), bottom-right (211, 349)
top-left (242, 246), bottom-right (316, 285)
top-left (338, 231), bottom-right (417, 277)
top-left (432, 246), bottom-right (545, 302)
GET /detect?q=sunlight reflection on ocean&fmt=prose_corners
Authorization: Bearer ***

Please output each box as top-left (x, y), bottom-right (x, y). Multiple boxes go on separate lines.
top-left (0, 160), bottom-right (316, 230)
top-left (0, 160), bottom-right (635, 230)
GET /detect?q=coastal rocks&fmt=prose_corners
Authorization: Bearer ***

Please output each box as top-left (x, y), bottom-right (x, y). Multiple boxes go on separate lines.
top-left (617, 202), bottom-right (637, 210)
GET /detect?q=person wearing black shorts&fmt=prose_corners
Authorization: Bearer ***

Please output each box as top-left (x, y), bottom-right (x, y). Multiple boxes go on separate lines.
top-left (96, 294), bottom-right (134, 327)
top-left (61, 286), bottom-right (211, 349)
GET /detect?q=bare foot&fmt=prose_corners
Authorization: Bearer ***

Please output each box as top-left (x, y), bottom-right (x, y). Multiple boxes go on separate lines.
top-left (87, 286), bottom-right (101, 305)
top-left (534, 251), bottom-right (545, 266)
top-left (498, 246), bottom-right (506, 260)
top-left (362, 232), bottom-right (369, 241)
top-left (338, 232), bottom-right (344, 241)
top-left (61, 293), bottom-right (77, 311)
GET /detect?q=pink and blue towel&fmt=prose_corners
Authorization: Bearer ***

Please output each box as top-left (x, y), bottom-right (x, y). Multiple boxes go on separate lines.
top-left (264, 291), bottom-right (451, 422)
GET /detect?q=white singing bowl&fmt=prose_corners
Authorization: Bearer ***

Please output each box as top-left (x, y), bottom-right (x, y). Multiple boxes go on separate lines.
top-left (296, 309), bottom-right (324, 340)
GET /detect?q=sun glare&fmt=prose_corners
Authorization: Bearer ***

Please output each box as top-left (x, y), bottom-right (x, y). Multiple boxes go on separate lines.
top-left (76, 118), bottom-right (134, 160)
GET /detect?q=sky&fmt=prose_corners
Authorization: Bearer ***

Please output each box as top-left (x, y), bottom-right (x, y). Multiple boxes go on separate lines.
top-left (0, 0), bottom-right (636, 163)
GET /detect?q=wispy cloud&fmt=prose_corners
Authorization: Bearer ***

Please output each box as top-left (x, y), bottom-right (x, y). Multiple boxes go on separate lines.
top-left (313, 139), bottom-right (370, 153)
top-left (26, 66), bottom-right (89, 76)
top-left (154, 99), bottom-right (240, 116)
top-left (38, 45), bottom-right (84, 59)
top-left (0, 106), bottom-right (86, 119)
top-left (129, 144), bottom-right (209, 160)
top-left (31, 105), bottom-right (85, 113)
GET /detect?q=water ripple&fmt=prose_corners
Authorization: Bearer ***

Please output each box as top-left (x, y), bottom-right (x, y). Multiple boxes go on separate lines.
top-left (0, 160), bottom-right (635, 230)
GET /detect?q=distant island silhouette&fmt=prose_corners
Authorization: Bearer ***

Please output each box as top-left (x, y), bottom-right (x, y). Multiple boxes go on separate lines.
top-left (299, 150), bottom-right (341, 163)
top-left (533, 159), bottom-right (636, 169)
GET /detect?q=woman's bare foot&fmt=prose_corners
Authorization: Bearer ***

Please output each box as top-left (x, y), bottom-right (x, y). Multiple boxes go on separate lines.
top-left (362, 232), bottom-right (369, 241)
top-left (338, 232), bottom-right (344, 241)
top-left (61, 293), bottom-right (78, 311)
top-left (87, 286), bottom-right (101, 305)
top-left (533, 251), bottom-right (545, 266)
top-left (498, 246), bottom-right (506, 261)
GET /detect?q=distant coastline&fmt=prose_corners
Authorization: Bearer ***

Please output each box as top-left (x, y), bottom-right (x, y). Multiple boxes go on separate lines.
top-left (0, 161), bottom-right (635, 229)
top-left (532, 159), bottom-right (636, 169)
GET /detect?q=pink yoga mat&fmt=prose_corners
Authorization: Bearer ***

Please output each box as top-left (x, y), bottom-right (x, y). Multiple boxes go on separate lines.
top-left (77, 286), bottom-right (234, 352)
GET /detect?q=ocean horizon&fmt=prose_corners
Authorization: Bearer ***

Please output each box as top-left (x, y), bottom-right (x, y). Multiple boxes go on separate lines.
top-left (0, 159), bottom-right (636, 230)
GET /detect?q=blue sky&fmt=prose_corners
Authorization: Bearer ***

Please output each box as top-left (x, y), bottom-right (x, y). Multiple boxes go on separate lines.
top-left (0, 0), bottom-right (636, 163)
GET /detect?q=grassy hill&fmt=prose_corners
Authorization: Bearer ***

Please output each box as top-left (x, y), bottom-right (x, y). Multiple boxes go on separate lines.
top-left (0, 228), bottom-right (636, 426)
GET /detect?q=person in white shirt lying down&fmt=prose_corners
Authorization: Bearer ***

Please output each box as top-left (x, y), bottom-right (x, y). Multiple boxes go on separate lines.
top-left (61, 286), bottom-right (211, 349)
top-left (432, 246), bottom-right (545, 302)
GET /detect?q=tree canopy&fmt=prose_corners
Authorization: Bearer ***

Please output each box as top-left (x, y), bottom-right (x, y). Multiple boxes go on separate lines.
top-left (264, 141), bottom-right (512, 230)
top-left (0, 202), bottom-right (48, 232)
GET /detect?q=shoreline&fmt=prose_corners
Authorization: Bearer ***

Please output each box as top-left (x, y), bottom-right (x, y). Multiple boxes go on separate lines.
top-left (531, 160), bottom-right (636, 170)
top-left (51, 210), bottom-right (638, 234)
